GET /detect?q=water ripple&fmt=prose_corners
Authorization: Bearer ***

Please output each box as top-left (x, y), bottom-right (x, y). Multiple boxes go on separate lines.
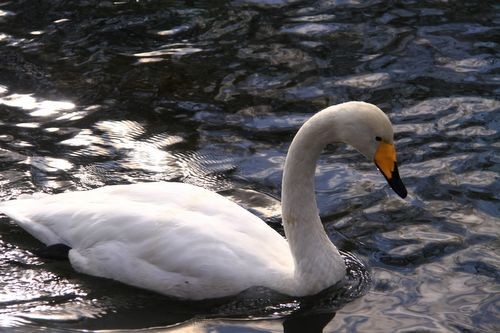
top-left (0, 0), bottom-right (498, 332)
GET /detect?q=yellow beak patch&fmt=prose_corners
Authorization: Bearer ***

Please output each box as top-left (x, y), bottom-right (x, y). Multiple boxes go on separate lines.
top-left (374, 142), bottom-right (397, 180)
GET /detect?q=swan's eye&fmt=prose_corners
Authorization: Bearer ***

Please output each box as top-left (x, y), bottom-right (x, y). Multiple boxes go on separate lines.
top-left (375, 136), bottom-right (382, 142)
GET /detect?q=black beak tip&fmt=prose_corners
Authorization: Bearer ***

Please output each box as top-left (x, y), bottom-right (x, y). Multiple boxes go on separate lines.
top-left (388, 163), bottom-right (407, 199)
top-left (377, 162), bottom-right (408, 199)
top-left (390, 177), bottom-right (408, 198)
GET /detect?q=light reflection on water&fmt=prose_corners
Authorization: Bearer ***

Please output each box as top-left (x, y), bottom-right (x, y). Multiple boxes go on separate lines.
top-left (0, 0), bottom-right (498, 332)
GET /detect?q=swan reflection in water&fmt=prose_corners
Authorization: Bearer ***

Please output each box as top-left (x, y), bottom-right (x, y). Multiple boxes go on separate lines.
top-left (283, 311), bottom-right (336, 333)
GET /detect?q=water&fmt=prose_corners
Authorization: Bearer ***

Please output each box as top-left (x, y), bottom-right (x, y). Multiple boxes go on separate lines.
top-left (0, 0), bottom-right (498, 332)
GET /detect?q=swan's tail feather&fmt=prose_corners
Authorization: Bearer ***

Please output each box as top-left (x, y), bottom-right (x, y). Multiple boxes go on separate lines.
top-left (0, 198), bottom-right (63, 245)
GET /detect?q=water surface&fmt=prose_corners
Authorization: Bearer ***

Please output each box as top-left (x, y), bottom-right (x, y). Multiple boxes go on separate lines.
top-left (0, 1), bottom-right (499, 332)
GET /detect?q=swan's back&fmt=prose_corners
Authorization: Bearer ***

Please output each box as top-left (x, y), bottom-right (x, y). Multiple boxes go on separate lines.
top-left (0, 182), bottom-right (295, 299)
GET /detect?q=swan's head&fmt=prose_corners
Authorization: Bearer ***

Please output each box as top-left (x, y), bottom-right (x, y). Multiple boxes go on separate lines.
top-left (321, 102), bottom-right (408, 198)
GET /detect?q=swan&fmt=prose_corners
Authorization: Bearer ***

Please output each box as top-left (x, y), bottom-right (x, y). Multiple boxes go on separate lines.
top-left (0, 101), bottom-right (407, 300)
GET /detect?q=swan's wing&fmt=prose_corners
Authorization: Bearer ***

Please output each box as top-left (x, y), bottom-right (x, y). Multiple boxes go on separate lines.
top-left (0, 182), bottom-right (294, 298)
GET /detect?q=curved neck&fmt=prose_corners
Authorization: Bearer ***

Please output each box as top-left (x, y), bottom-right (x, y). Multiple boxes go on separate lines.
top-left (282, 125), bottom-right (323, 227)
top-left (281, 113), bottom-right (346, 294)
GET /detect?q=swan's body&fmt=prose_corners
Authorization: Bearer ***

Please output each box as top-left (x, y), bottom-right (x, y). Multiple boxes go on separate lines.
top-left (0, 102), bottom-right (407, 300)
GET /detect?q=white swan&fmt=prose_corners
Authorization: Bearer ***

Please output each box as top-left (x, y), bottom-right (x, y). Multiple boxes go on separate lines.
top-left (0, 101), bottom-right (407, 300)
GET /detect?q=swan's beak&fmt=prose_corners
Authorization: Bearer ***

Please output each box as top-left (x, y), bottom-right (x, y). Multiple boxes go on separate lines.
top-left (374, 142), bottom-right (407, 198)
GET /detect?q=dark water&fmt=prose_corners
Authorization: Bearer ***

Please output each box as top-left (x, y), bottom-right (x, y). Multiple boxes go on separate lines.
top-left (0, 0), bottom-right (499, 332)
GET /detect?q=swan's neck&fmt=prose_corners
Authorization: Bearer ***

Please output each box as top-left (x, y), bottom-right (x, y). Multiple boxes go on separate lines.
top-left (281, 114), bottom-right (346, 295)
